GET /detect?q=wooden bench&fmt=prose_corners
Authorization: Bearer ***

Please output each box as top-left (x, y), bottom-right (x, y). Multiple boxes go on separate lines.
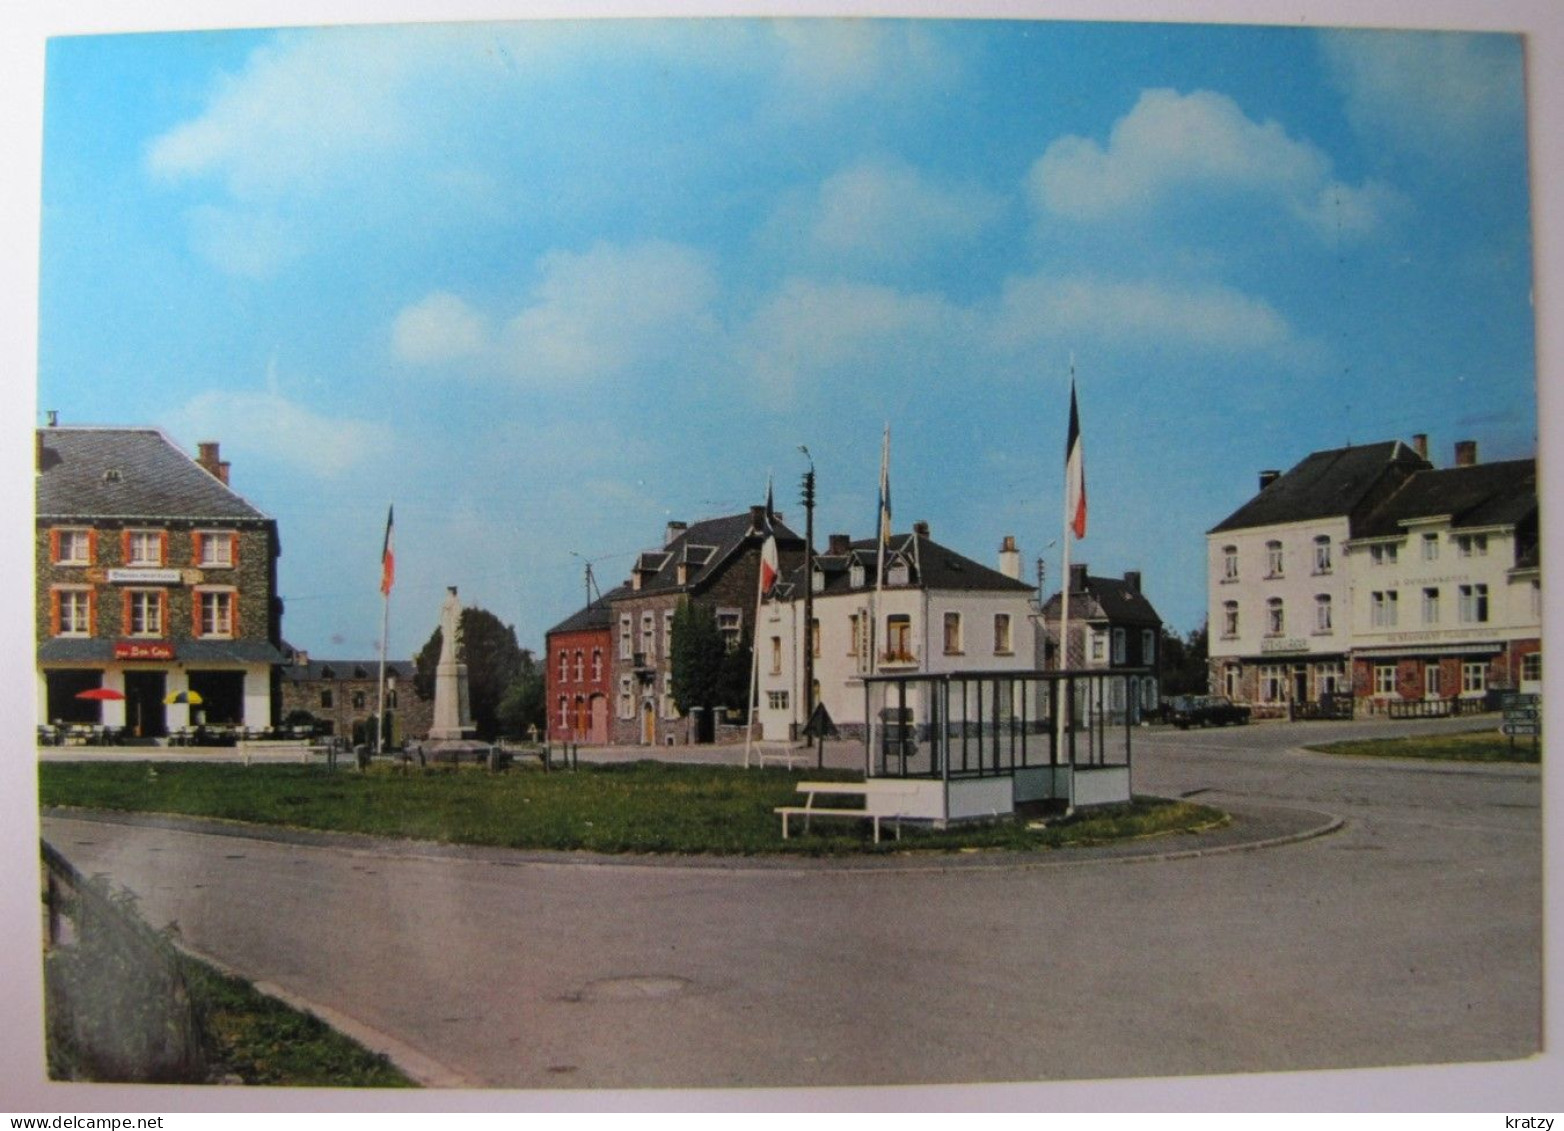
top-left (775, 780), bottom-right (913, 844)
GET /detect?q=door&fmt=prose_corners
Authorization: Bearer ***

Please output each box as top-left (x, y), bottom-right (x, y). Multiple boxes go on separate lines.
top-left (1292, 665), bottom-right (1309, 704)
top-left (641, 699), bottom-right (656, 745)
top-left (123, 670), bottom-right (167, 738)
top-left (589, 695), bottom-right (608, 744)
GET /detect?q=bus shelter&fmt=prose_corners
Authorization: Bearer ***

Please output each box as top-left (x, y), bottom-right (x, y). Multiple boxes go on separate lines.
top-left (861, 668), bottom-right (1146, 825)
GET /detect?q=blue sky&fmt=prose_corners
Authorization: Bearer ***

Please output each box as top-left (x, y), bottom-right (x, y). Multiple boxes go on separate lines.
top-left (34, 17), bottom-right (1538, 659)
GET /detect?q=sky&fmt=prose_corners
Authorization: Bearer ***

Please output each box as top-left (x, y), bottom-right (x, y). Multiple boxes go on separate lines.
top-left (33, 15), bottom-right (1540, 660)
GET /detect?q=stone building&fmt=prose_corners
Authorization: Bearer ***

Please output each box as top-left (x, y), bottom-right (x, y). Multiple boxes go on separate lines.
top-left (1040, 563), bottom-right (1164, 717)
top-left (277, 654), bottom-right (432, 746)
top-left (35, 425), bottom-right (285, 736)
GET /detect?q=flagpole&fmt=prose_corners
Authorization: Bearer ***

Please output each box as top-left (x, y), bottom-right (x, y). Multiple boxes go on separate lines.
top-left (745, 478), bottom-right (774, 770)
top-left (376, 505), bottom-right (394, 761)
top-left (869, 424), bottom-right (890, 776)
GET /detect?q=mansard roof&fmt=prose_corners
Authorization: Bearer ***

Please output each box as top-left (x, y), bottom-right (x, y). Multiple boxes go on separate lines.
top-left (1208, 440), bottom-right (1429, 535)
top-left (36, 426), bottom-right (271, 523)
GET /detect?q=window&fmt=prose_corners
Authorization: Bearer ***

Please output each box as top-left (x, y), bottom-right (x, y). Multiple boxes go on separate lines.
top-left (1090, 629), bottom-right (1106, 661)
top-left (1522, 653), bottom-right (1541, 683)
top-left (1317, 661), bottom-right (1345, 695)
top-left (717, 609), bottom-right (742, 651)
top-left (559, 651), bottom-right (569, 683)
top-left (1458, 534), bottom-right (1488, 558)
top-left (1531, 580), bottom-right (1542, 620)
top-left (994, 614), bottom-right (1013, 655)
top-left (885, 614), bottom-right (912, 661)
top-left (849, 614), bottom-right (861, 657)
top-left (1370, 590), bottom-right (1398, 628)
top-left (770, 636), bottom-right (782, 675)
top-left (849, 562), bottom-right (866, 588)
top-left (53, 528), bottom-right (92, 566)
top-left (810, 618), bottom-right (821, 658)
top-left (591, 649), bottom-right (603, 682)
top-left (943, 612), bottom-right (963, 655)
top-left (573, 651), bottom-right (584, 681)
top-left (1266, 541), bottom-right (1284, 577)
top-left (320, 689), bottom-right (334, 709)
top-left (1111, 628), bottom-right (1126, 665)
top-left (127, 589), bottom-right (164, 637)
top-left (1374, 664), bottom-right (1397, 696)
top-left (197, 590), bottom-right (234, 637)
top-left (619, 615), bottom-right (631, 660)
top-left (125, 529), bottom-right (165, 567)
top-left (559, 697), bottom-right (570, 729)
top-left (1422, 533), bottom-right (1440, 562)
top-left (768, 690), bottom-right (789, 711)
top-left (1313, 536), bottom-right (1332, 575)
top-left (1222, 545), bottom-right (1239, 581)
top-left (886, 560), bottom-right (909, 586)
top-left (1224, 664), bottom-right (1240, 700)
top-left (387, 689), bottom-right (398, 709)
top-left (1222, 601), bottom-right (1239, 638)
top-left (196, 531), bottom-right (236, 568)
top-left (618, 677), bottom-right (634, 720)
top-left (1314, 594), bottom-right (1333, 633)
top-left (641, 612), bottom-right (656, 658)
top-left (1260, 665), bottom-right (1286, 703)
top-left (1425, 665), bottom-right (1442, 699)
top-left (1462, 662), bottom-right (1487, 695)
top-left (1267, 598), bottom-right (1285, 636)
top-left (1141, 629), bottom-right (1155, 664)
top-left (1458, 584), bottom-right (1489, 624)
top-left (663, 610), bottom-right (675, 657)
top-left (54, 588), bottom-right (92, 636)
top-left (352, 691), bottom-right (366, 710)
top-left (1369, 543), bottom-right (1399, 566)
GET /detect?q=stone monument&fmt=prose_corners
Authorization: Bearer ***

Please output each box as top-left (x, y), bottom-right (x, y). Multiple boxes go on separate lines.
top-left (423, 586), bottom-right (488, 761)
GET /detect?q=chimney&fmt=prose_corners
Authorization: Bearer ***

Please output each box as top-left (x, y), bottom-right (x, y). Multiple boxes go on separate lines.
top-left (1070, 563), bottom-right (1088, 593)
top-left (749, 505), bottom-right (767, 531)
top-left (197, 441), bottom-right (230, 485)
top-left (1124, 570), bottom-right (1141, 594)
top-left (1454, 440), bottom-right (1478, 467)
top-left (999, 535), bottom-right (1021, 580)
top-left (295, 650), bottom-right (310, 668)
top-left (1412, 433), bottom-right (1429, 460)
top-left (46, 410), bottom-right (58, 427)
top-left (664, 521), bottom-right (687, 547)
top-left (912, 520), bottom-right (930, 539)
top-left (1259, 469), bottom-right (1281, 491)
top-left (828, 533), bottom-right (852, 555)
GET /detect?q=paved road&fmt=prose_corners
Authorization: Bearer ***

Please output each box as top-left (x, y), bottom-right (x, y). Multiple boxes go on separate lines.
top-left (41, 717), bottom-right (1544, 1097)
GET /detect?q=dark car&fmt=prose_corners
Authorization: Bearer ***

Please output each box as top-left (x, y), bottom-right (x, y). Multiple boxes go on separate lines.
top-left (1164, 694), bottom-right (1251, 729)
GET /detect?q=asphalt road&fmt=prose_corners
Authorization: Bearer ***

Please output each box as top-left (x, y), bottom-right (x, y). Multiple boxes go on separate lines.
top-left (39, 716), bottom-right (1545, 1100)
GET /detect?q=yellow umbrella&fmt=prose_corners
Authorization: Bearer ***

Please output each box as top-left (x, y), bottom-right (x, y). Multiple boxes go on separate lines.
top-left (163, 689), bottom-right (203, 705)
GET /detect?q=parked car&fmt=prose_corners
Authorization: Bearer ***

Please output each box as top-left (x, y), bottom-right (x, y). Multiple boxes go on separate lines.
top-left (1164, 694), bottom-right (1251, 729)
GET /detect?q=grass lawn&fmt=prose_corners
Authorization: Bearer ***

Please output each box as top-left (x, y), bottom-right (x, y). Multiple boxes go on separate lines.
top-left (39, 760), bottom-right (1226, 855)
top-left (1305, 727), bottom-right (1541, 763)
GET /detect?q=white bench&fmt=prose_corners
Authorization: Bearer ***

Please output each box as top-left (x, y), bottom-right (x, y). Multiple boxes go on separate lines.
top-left (755, 742), bottom-right (812, 769)
top-left (775, 780), bottom-right (914, 844)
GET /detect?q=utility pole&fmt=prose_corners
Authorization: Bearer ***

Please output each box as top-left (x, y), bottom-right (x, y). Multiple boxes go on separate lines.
top-left (799, 447), bottom-right (816, 725)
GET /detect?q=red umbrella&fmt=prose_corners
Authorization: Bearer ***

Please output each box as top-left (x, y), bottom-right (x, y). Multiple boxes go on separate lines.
top-left (75, 688), bottom-right (125, 701)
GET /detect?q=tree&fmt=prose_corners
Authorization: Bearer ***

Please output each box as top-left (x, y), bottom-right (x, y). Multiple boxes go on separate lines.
top-left (717, 624), bottom-right (754, 717)
top-left (1160, 621), bottom-right (1210, 696)
top-left (669, 599), bottom-right (725, 717)
top-left (496, 651), bottom-right (546, 739)
top-left (414, 605), bottom-right (528, 740)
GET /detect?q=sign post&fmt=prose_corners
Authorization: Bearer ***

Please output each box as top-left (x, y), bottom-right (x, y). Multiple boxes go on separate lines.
top-left (1500, 692), bottom-right (1540, 756)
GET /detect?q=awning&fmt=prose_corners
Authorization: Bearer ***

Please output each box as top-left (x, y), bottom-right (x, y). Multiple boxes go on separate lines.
top-left (37, 638), bottom-right (288, 665)
top-left (1354, 643), bottom-right (1504, 659)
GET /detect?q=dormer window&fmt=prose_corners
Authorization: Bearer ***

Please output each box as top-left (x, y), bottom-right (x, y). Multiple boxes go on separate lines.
top-left (886, 559), bottom-right (909, 586)
top-left (849, 562), bottom-right (866, 588)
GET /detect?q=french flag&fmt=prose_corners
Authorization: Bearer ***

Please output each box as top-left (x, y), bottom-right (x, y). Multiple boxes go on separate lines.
top-left (1065, 383), bottom-right (1087, 540)
top-left (380, 505), bottom-right (396, 595)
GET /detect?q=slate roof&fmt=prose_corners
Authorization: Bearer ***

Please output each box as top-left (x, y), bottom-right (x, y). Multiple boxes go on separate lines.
top-left (796, 532), bottom-right (1035, 597)
top-left (545, 586), bottom-right (631, 637)
top-left (1040, 575), bottom-right (1163, 627)
top-left (1208, 441), bottom-right (1429, 534)
top-left (36, 427), bottom-right (271, 522)
top-left (280, 659), bottom-right (418, 683)
top-left (1354, 459), bottom-right (1537, 538)
top-left (623, 509), bottom-right (805, 597)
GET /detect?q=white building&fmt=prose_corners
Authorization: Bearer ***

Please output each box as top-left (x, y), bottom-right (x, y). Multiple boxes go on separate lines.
top-left (1208, 436), bottom-right (1539, 716)
top-left (756, 524), bottom-right (1041, 741)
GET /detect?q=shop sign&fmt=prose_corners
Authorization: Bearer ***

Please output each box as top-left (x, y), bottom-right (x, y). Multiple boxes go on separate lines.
top-left (108, 568), bottom-right (182, 584)
top-left (1260, 638), bottom-right (1307, 654)
top-left (114, 642), bottom-right (175, 661)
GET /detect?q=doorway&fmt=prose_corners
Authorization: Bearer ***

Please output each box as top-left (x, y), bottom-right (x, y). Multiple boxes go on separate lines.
top-left (641, 699), bottom-right (656, 745)
top-left (124, 670), bottom-right (167, 738)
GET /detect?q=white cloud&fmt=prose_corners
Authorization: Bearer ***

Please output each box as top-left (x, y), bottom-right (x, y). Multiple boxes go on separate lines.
top-left (392, 292), bottom-right (490, 366)
top-left (991, 273), bottom-right (1296, 354)
top-left (171, 388), bottom-right (393, 478)
top-left (800, 157), bottom-right (1003, 264)
top-left (392, 241), bottom-right (721, 383)
top-left (739, 276), bottom-right (965, 392)
top-left (185, 205), bottom-right (303, 279)
top-left (768, 21), bottom-right (957, 105)
top-left (1029, 88), bottom-right (1393, 239)
top-left (1318, 29), bottom-right (1523, 158)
